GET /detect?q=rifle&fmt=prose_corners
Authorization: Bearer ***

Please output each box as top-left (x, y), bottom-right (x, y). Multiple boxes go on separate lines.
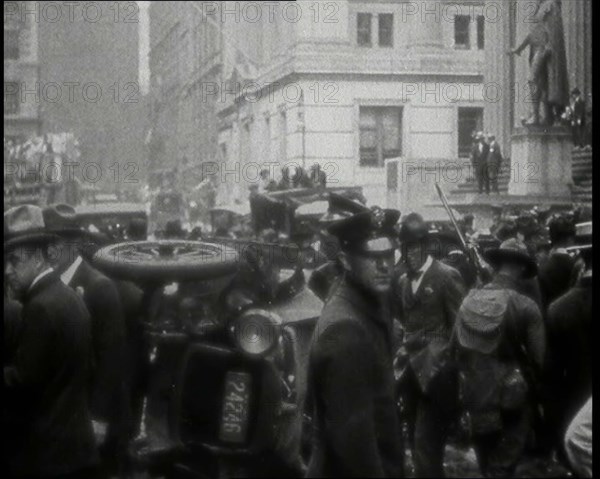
top-left (434, 183), bottom-right (492, 284)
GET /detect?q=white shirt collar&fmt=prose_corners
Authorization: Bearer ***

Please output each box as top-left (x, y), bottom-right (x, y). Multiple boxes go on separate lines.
top-left (417, 255), bottom-right (434, 275)
top-left (412, 255), bottom-right (434, 294)
top-left (29, 267), bottom-right (54, 291)
top-left (60, 255), bottom-right (83, 286)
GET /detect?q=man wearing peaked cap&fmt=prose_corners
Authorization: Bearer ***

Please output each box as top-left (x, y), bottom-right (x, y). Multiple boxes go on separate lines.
top-left (4, 204), bottom-right (99, 478)
top-left (392, 212), bottom-right (466, 477)
top-left (306, 203), bottom-right (404, 477)
top-left (42, 203), bottom-right (129, 477)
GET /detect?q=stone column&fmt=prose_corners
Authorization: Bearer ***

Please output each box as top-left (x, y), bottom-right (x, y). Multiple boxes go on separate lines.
top-left (407, 1), bottom-right (443, 49)
top-left (483, 0), bottom-right (515, 156)
top-left (562, 0), bottom-right (592, 103)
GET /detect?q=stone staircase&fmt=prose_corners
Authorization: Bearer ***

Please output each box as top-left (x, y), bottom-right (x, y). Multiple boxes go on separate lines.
top-left (572, 148), bottom-right (593, 203)
top-left (450, 148), bottom-right (592, 202)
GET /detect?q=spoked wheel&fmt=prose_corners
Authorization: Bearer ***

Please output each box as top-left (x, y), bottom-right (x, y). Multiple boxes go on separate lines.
top-left (93, 240), bottom-right (240, 282)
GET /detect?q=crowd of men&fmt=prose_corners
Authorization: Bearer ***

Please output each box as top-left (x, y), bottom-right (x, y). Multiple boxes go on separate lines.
top-left (3, 196), bottom-right (592, 478)
top-left (305, 197), bottom-right (592, 478)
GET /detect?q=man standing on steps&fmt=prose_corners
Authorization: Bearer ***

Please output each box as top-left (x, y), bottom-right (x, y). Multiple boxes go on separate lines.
top-left (471, 132), bottom-right (490, 195)
top-left (487, 134), bottom-right (503, 194)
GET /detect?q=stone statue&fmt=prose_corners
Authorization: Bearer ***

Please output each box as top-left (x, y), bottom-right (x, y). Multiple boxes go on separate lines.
top-left (508, 0), bottom-right (569, 126)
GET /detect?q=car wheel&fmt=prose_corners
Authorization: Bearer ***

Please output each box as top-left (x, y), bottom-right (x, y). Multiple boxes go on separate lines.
top-left (93, 240), bottom-right (240, 282)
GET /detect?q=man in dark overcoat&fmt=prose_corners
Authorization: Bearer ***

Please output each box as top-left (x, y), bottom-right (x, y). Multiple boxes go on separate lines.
top-left (543, 225), bottom-right (592, 463)
top-left (4, 204), bottom-right (99, 479)
top-left (470, 132), bottom-right (490, 195)
top-left (486, 134), bottom-right (503, 194)
top-left (537, 215), bottom-right (576, 313)
top-left (306, 198), bottom-right (404, 477)
top-left (392, 213), bottom-right (466, 477)
top-left (42, 204), bottom-right (129, 476)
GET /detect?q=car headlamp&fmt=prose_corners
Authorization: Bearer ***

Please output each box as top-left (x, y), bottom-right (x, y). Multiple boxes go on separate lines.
top-left (231, 309), bottom-right (282, 356)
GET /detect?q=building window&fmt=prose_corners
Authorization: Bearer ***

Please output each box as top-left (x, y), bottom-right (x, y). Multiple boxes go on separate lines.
top-left (357, 13), bottom-right (372, 46)
top-left (477, 15), bottom-right (485, 50)
top-left (454, 15), bottom-right (470, 49)
top-left (359, 107), bottom-right (402, 168)
top-left (4, 29), bottom-right (19, 60)
top-left (458, 107), bottom-right (483, 158)
top-left (378, 14), bottom-right (393, 47)
top-left (4, 81), bottom-right (20, 115)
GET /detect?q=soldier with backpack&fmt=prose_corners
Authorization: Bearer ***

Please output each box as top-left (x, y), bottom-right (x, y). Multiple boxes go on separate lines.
top-left (455, 238), bottom-right (546, 478)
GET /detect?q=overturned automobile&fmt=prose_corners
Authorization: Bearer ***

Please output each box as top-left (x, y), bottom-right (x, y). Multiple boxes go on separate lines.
top-left (92, 239), bottom-right (322, 478)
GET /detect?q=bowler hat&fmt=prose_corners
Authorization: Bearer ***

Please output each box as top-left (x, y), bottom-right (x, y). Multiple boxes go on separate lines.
top-left (571, 87), bottom-right (581, 95)
top-left (4, 204), bottom-right (58, 250)
top-left (484, 238), bottom-right (537, 278)
top-left (398, 213), bottom-right (429, 244)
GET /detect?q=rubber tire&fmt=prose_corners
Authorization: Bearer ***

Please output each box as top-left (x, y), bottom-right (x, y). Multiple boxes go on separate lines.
top-left (93, 240), bottom-right (240, 283)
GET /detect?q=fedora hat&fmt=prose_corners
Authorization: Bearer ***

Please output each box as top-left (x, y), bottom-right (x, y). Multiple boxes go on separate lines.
top-left (4, 204), bottom-right (59, 250)
top-left (42, 203), bottom-right (82, 237)
top-left (484, 238), bottom-right (537, 278)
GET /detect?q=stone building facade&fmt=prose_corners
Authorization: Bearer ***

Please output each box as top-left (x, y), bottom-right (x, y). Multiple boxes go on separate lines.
top-left (4, 1), bottom-right (41, 142)
top-left (147, 0), bottom-right (592, 207)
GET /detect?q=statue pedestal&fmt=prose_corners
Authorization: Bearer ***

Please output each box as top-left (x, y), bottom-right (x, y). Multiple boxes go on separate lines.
top-left (508, 126), bottom-right (573, 197)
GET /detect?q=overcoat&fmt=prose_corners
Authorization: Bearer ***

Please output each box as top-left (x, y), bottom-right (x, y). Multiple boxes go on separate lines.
top-left (5, 273), bottom-right (98, 477)
top-left (306, 277), bottom-right (404, 478)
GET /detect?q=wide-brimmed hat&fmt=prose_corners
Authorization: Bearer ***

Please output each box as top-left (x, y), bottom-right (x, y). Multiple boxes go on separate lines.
top-left (4, 204), bottom-right (59, 251)
top-left (484, 238), bottom-right (537, 278)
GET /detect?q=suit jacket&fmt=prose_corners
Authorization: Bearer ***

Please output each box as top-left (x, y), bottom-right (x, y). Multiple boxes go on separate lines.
top-left (393, 259), bottom-right (466, 394)
top-left (70, 259), bottom-right (128, 425)
top-left (538, 251), bottom-right (576, 313)
top-left (3, 297), bottom-right (22, 363)
top-left (5, 273), bottom-right (98, 477)
top-left (470, 142), bottom-right (489, 166)
top-left (306, 278), bottom-right (403, 478)
top-left (487, 140), bottom-right (503, 166)
top-left (571, 97), bottom-right (586, 125)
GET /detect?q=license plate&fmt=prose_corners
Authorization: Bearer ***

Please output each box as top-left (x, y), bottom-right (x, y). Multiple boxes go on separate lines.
top-left (219, 371), bottom-right (251, 443)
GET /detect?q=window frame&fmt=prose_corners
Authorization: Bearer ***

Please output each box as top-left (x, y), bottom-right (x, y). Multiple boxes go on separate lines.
top-left (4, 29), bottom-right (20, 60)
top-left (359, 106), bottom-right (403, 169)
top-left (378, 13), bottom-right (394, 48)
top-left (454, 14), bottom-right (471, 50)
top-left (4, 81), bottom-right (20, 115)
top-left (476, 15), bottom-right (485, 50)
top-left (357, 12), bottom-right (372, 47)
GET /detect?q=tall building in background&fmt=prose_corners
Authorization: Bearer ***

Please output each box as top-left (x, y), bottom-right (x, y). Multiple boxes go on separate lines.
top-left (4, 1), bottom-right (41, 142)
top-left (35, 0), bottom-right (144, 191)
top-left (148, 1), bottom-right (222, 193)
